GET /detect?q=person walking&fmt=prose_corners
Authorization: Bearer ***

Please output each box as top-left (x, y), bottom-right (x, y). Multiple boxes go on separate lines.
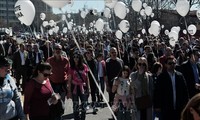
top-left (0, 56), bottom-right (25, 120)
top-left (154, 55), bottom-right (189, 120)
top-left (67, 51), bottom-right (91, 120)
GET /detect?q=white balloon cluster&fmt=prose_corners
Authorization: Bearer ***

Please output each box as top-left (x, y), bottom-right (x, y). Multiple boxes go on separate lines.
top-left (136, 2), bottom-right (153, 18)
top-left (168, 26), bottom-right (180, 46)
top-left (148, 20), bottom-right (160, 36)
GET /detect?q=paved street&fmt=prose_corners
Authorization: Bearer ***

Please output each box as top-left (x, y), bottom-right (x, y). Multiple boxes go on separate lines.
top-left (62, 92), bottom-right (113, 120)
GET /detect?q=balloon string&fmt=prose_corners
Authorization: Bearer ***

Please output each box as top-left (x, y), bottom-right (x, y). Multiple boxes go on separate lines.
top-left (184, 17), bottom-right (190, 41)
top-left (64, 19), bottom-right (117, 120)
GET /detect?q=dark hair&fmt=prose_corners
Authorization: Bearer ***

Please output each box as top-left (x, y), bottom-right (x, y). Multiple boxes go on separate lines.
top-left (0, 56), bottom-right (11, 68)
top-left (165, 55), bottom-right (175, 64)
top-left (151, 62), bottom-right (163, 74)
top-left (32, 62), bottom-right (52, 78)
top-left (70, 53), bottom-right (84, 70)
top-left (118, 65), bottom-right (131, 78)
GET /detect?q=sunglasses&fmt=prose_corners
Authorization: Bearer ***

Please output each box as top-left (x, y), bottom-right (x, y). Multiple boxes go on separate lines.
top-left (73, 55), bottom-right (79, 58)
top-left (167, 62), bottom-right (176, 65)
top-left (138, 63), bottom-right (146, 66)
top-left (42, 73), bottom-right (52, 77)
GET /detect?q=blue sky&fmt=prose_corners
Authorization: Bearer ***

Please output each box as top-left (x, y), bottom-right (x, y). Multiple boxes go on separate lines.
top-left (53, 0), bottom-right (105, 14)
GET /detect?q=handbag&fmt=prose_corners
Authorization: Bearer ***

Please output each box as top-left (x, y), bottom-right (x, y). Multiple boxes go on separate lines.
top-left (44, 82), bottom-right (65, 118)
top-left (135, 95), bottom-right (152, 110)
top-left (49, 99), bottom-right (65, 117)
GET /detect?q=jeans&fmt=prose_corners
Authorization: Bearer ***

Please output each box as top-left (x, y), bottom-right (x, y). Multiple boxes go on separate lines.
top-left (72, 88), bottom-right (88, 120)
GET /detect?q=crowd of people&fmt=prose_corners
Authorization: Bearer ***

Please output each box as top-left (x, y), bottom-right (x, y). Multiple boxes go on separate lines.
top-left (0, 32), bottom-right (200, 120)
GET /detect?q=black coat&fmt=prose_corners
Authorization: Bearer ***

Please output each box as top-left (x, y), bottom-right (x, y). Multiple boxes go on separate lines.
top-left (154, 70), bottom-right (189, 120)
top-left (180, 60), bottom-right (200, 98)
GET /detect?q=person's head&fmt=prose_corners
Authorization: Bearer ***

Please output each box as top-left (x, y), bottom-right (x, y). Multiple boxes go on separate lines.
top-left (70, 51), bottom-right (84, 70)
top-left (96, 52), bottom-right (104, 61)
top-left (109, 47), bottom-right (118, 59)
top-left (0, 56), bottom-right (11, 78)
top-left (181, 93), bottom-right (200, 120)
top-left (32, 62), bottom-right (52, 79)
top-left (165, 55), bottom-right (176, 72)
top-left (137, 57), bottom-right (148, 72)
top-left (151, 62), bottom-right (163, 75)
top-left (144, 45), bottom-right (152, 55)
top-left (33, 43), bottom-right (39, 52)
top-left (19, 43), bottom-right (25, 52)
top-left (188, 48), bottom-right (200, 63)
top-left (85, 48), bottom-right (94, 59)
top-left (165, 47), bottom-right (173, 56)
top-left (120, 65), bottom-right (131, 79)
top-left (54, 44), bottom-right (62, 56)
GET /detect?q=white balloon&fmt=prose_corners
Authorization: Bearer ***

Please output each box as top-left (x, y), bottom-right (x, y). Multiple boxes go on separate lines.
top-left (104, 8), bottom-right (111, 18)
top-left (41, 0), bottom-right (72, 8)
top-left (196, 9), bottom-right (200, 20)
top-left (115, 30), bottom-right (123, 39)
top-left (118, 20), bottom-right (130, 33)
top-left (168, 31), bottom-right (179, 41)
top-left (176, 0), bottom-right (190, 17)
top-left (48, 29), bottom-right (53, 35)
top-left (53, 26), bottom-right (59, 33)
top-left (132, 0), bottom-right (142, 12)
top-left (80, 10), bottom-right (87, 19)
top-left (63, 27), bottom-right (68, 33)
top-left (67, 14), bottom-right (71, 18)
top-left (137, 34), bottom-right (141, 38)
top-left (138, 39), bottom-right (143, 44)
top-left (62, 15), bottom-right (66, 21)
top-left (114, 2), bottom-right (127, 19)
top-left (183, 29), bottom-right (187, 34)
top-left (169, 38), bottom-right (176, 47)
top-left (140, 9), bottom-right (145, 16)
top-left (14, 0), bottom-right (35, 26)
top-left (151, 13), bottom-right (154, 18)
top-left (141, 29), bottom-right (146, 34)
top-left (40, 13), bottom-right (46, 20)
top-left (143, 3), bottom-right (147, 8)
top-left (164, 29), bottom-right (169, 35)
top-left (161, 25), bottom-right (165, 29)
top-left (144, 6), bottom-right (152, 16)
top-left (187, 24), bottom-right (197, 35)
top-left (90, 22), bottom-right (94, 27)
top-left (171, 26), bottom-right (180, 33)
top-left (105, 0), bottom-right (118, 8)
top-left (95, 18), bottom-right (104, 31)
top-left (42, 21), bottom-right (48, 27)
top-left (49, 20), bottom-right (55, 27)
